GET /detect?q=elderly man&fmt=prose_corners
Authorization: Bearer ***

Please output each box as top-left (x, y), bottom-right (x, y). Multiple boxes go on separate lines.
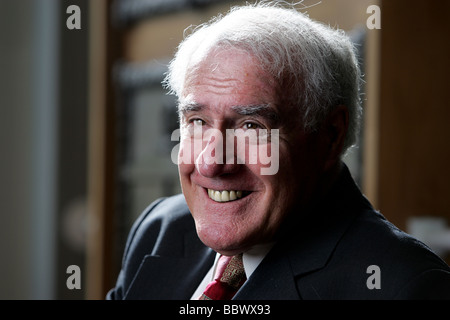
top-left (107, 3), bottom-right (450, 300)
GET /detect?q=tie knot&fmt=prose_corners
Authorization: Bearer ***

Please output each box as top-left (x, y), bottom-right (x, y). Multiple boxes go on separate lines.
top-left (216, 254), bottom-right (245, 288)
top-left (199, 253), bottom-right (246, 300)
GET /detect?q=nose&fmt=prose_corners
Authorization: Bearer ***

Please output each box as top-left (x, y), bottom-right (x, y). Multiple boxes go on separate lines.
top-left (195, 130), bottom-right (241, 178)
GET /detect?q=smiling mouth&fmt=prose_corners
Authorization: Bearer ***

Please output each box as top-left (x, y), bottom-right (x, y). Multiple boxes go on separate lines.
top-left (207, 188), bottom-right (250, 202)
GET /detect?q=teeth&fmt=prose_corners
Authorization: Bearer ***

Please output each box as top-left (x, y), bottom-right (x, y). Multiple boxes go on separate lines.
top-left (207, 189), bottom-right (244, 202)
top-left (221, 191), bottom-right (229, 202)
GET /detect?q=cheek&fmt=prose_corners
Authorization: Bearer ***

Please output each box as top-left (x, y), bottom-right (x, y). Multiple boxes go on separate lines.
top-left (258, 144), bottom-right (298, 197)
top-left (178, 139), bottom-right (196, 176)
top-left (233, 134), bottom-right (279, 173)
top-left (178, 131), bottom-right (208, 167)
top-left (255, 140), bottom-right (279, 176)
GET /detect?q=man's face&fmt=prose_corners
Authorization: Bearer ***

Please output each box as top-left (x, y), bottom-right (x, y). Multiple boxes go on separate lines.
top-left (178, 48), bottom-right (325, 255)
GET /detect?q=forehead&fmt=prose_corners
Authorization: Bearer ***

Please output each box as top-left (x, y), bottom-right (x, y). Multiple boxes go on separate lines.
top-left (190, 47), bottom-right (264, 78)
top-left (182, 48), bottom-right (279, 108)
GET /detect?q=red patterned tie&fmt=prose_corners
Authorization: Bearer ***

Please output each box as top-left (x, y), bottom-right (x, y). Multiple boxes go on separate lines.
top-left (199, 253), bottom-right (246, 300)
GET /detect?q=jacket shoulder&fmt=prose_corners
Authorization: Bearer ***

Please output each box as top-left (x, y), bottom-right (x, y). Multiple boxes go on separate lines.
top-left (123, 194), bottom-right (192, 260)
top-left (307, 208), bottom-right (450, 299)
top-left (107, 194), bottom-right (194, 299)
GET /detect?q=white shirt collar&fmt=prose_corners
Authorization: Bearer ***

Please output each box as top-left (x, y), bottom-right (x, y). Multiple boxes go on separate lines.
top-left (242, 243), bottom-right (275, 279)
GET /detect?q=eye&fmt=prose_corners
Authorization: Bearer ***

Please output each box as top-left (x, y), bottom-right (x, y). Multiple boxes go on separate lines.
top-left (190, 118), bottom-right (205, 126)
top-left (243, 122), bottom-right (261, 130)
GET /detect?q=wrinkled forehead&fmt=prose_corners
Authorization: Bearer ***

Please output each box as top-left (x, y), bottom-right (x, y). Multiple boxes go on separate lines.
top-left (183, 46), bottom-right (278, 96)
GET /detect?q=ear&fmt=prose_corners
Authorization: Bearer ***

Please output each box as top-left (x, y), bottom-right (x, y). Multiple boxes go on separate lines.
top-left (321, 105), bottom-right (349, 171)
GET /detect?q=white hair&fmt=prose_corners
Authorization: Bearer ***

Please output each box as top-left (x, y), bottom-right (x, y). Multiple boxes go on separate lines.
top-left (163, 2), bottom-right (362, 152)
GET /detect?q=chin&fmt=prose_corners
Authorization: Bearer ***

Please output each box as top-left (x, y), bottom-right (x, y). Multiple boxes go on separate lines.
top-left (194, 220), bottom-right (247, 254)
top-left (194, 210), bottom-right (271, 256)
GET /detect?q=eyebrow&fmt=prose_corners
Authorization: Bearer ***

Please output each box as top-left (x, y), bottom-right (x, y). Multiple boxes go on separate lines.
top-left (178, 102), bottom-right (280, 125)
top-left (178, 102), bottom-right (204, 115)
top-left (231, 104), bottom-right (279, 122)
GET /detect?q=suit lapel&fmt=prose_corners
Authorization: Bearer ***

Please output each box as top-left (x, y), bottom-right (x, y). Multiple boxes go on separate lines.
top-left (124, 249), bottom-right (215, 299)
top-left (233, 211), bottom-right (357, 300)
top-left (233, 228), bottom-right (340, 300)
top-left (234, 249), bottom-right (300, 300)
top-left (124, 227), bottom-right (215, 300)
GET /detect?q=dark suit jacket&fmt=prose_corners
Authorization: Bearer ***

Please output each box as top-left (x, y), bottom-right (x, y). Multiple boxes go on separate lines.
top-left (107, 167), bottom-right (450, 299)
